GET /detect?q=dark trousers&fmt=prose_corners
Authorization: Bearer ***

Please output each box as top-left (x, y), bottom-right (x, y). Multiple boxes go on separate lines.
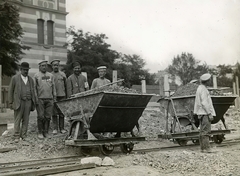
top-left (14, 100), bottom-right (32, 139)
top-left (199, 115), bottom-right (211, 150)
top-left (36, 99), bottom-right (53, 135)
top-left (52, 96), bottom-right (65, 131)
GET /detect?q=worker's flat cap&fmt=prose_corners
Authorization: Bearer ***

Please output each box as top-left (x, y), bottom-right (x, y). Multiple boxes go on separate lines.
top-left (50, 59), bottom-right (60, 64)
top-left (97, 66), bottom-right (107, 70)
top-left (38, 60), bottom-right (48, 65)
top-left (200, 73), bottom-right (211, 81)
top-left (190, 79), bottom-right (198, 83)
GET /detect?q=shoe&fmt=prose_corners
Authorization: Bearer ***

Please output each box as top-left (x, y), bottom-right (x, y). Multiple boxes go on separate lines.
top-left (38, 134), bottom-right (44, 139)
top-left (60, 129), bottom-right (67, 134)
top-left (201, 149), bottom-right (213, 153)
top-left (52, 130), bottom-right (58, 135)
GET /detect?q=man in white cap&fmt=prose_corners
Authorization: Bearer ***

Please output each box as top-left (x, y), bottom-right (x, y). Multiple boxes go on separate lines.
top-left (194, 73), bottom-right (216, 153)
top-left (8, 62), bottom-right (36, 142)
top-left (66, 62), bottom-right (89, 98)
top-left (34, 60), bottom-right (56, 139)
top-left (91, 66), bottom-right (111, 89)
top-left (51, 59), bottom-right (67, 134)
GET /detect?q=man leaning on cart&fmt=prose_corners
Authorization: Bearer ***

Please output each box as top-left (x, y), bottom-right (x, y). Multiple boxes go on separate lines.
top-left (194, 73), bottom-right (216, 153)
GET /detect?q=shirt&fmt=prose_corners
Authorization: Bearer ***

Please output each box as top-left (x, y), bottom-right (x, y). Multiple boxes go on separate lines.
top-left (33, 71), bottom-right (56, 100)
top-left (194, 84), bottom-right (216, 116)
top-left (91, 78), bottom-right (111, 89)
top-left (66, 73), bottom-right (87, 98)
top-left (51, 71), bottom-right (67, 97)
top-left (21, 74), bottom-right (28, 85)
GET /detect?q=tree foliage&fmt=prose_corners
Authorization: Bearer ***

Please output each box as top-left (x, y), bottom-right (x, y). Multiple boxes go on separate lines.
top-left (0, 1), bottom-right (30, 76)
top-left (216, 64), bottom-right (233, 87)
top-left (167, 53), bottom-right (209, 85)
top-left (65, 27), bottom-right (155, 87)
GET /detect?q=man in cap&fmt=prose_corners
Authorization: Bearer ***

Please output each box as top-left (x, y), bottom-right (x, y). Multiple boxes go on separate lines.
top-left (66, 62), bottom-right (89, 98)
top-left (51, 59), bottom-right (67, 134)
top-left (91, 66), bottom-right (111, 89)
top-left (194, 73), bottom-right (216, 153)
top-left (34, 60), bottom-right (56, 139)
top-left (8, 62), bottom-right (36, 142)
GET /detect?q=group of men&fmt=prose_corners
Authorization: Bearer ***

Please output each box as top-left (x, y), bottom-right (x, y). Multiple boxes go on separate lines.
top-left (8, 61), bottom-right (215, 153)
top-left (8, 60), bottom-right (110, 142)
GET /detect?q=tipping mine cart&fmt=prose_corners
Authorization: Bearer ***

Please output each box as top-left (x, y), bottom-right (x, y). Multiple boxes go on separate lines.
top-left (56, 91), bottom-right (153, 155)
top-left (158, 94), bottom-right (237, 146)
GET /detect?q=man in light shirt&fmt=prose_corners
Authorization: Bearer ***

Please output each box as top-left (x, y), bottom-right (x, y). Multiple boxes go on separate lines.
top-left (91, 66), bottom-right (111, 89)
top-left (194, 73), bottom-right (216, 153)
top-left (34, 60), bottom-right (56, 139)
top-left (8, 62), bottom-right (36, 142)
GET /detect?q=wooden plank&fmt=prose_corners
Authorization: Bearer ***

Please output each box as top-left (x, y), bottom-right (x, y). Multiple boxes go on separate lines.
top-left (0, 147), bottom-right (17, 153)
top-left (1, 163), bottom-right (96, 176)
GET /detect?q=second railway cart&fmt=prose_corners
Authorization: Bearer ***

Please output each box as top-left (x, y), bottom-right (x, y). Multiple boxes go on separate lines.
top-left (158, 94), bottom-right (237, 146)
top-left (56, 91), bottom-right (153, 155)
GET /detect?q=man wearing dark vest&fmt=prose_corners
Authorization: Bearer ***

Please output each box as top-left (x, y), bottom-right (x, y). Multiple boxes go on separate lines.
top-left (34, 60), bottom-right (56, 139)
top-left (8, 62), bottom-right (36, 142)
top-left (66, 62), bottom-right (89, 98)
top-left (51, 59), bottom-right (67, 134)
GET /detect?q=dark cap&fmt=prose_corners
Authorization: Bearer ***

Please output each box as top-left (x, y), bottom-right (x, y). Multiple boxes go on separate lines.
top-left (20, 62), bottom-right (31, 69)
top-left (72, 62), bottom-right (81, 68)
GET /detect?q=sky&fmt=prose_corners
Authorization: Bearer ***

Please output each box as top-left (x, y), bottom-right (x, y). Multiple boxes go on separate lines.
top-left (66, 0), bottom-right (240, 73)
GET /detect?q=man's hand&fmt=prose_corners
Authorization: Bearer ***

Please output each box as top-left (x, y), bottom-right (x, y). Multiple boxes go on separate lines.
top-left (209, 114), bottom-right (214, 121)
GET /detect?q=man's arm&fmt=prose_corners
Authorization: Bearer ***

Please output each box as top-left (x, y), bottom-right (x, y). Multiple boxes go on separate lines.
top-left (8, 76), bottom-right (15, 107)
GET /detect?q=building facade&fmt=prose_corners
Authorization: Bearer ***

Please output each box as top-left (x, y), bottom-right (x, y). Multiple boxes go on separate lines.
top-left (13, 0), bottom-right (68, 76)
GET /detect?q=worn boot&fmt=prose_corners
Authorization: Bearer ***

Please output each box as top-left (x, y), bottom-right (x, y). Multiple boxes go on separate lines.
top-left (43, 119), bottom-right (50, 138)
top-left (37, 119), bottom-right (44, 139)
top-left (59, 115), bottom-right (67, 134)
top-left (52, 115), bottom-right (58, 134)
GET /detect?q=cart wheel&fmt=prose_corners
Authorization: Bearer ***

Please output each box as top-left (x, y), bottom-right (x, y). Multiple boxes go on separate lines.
top-left (192, 139), bottom-right (199, 145)
top-left (213, 135), bottom-right (224, 144)
top-left (120, 143), bottom-right (134, 154)
top-left (99, 144), bottom-right (114, 156)
top-left (81, 146), bottom-right (93, 156)
top-left (176, 139), bottom-right (188, 146)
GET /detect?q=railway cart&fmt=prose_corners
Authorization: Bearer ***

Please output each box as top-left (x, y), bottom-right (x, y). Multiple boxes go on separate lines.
top-left (56, 91), bottom-right (153, 155)
top-left (158, 94), bottom-right (237, 146)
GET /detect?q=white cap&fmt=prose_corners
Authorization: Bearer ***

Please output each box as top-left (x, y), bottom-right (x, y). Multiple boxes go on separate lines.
top-left (190, 79), bottom-right (198, 83)
top-left (97, 66), bottom-right (107, 70)
top-left (38, 60), bottom-right (48, 65)
top-left (200, 73), bottom-right (211, 81)
top-left (50, 59), bottom-right (60, 65)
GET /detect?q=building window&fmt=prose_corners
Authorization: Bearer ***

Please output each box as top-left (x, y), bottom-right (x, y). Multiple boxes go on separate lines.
top-left (47, 20), bottom-right (54, 45)
top-left (37, 19), bottom-right (44, 44)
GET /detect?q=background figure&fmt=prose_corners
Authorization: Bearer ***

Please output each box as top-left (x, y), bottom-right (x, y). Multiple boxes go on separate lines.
top-left (66, 62), bottom-right (89, 98)
top-left (8, 62), bottom-right (36, 142)
top-left (194, 73), bottom-right (215, 153)
top-left (34, 60), bottom-right (56, 139)
top-left (51, 59), bottom-right (67, 135)
top-left (91, 66), bottom-right (111, 89)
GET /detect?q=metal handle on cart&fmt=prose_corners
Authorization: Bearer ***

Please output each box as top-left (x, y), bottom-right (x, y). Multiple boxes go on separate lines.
top-left (70, 79), bottom-right (124, 98)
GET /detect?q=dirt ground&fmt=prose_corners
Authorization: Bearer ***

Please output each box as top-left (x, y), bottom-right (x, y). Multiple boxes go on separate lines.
top-left (0, 105), bottom-right (240, 176)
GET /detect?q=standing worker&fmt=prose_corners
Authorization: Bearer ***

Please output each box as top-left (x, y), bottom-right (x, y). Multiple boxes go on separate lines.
top-left (91, 66), bottom-right (111, 89)
top-left (8, 62), bottom-right (36, 142)
top-left (66, 62), bottom-right (89, 98)
top-left (34, 60), bottom-right (56, 139)
top-left (51, 59), bottom-right (67, 134)
top-left (194, 73), bottom-right (215, 153)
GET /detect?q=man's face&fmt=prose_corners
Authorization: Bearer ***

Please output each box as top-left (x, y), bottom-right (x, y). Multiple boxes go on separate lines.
top-left (39, 63), bottom-right (47, 73)
top-left (98, 69), bottom-right (106, 78)
top-left (21, 68), bottom-right (29, 77)
top-left (52, 62), bottom-right (59, 72)
top-left (73, 65), bottom-right (81, 75)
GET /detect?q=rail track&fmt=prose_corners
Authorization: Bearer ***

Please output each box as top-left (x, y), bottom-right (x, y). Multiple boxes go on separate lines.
top-left (1, 137), bottom-right (239, 175)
